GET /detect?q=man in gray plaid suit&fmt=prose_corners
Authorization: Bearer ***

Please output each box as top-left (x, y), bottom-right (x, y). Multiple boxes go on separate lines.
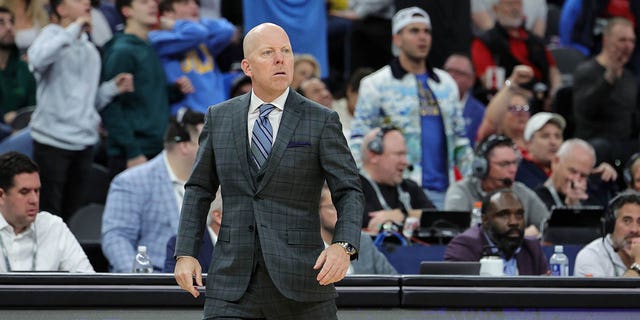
top-left (173, 23), bottom-right (364, 319)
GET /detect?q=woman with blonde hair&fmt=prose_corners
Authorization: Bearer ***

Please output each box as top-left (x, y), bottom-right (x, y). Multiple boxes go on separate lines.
top-left (0, 0), bottom-right (48, 54)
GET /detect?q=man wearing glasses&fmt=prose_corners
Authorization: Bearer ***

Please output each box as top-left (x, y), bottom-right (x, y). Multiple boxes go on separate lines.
top-left (445, 134), bottom-right (549, 237)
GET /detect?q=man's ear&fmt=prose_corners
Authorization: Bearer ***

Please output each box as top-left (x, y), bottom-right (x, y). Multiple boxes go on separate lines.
top-left (241, 59), bottom-right (252, 77)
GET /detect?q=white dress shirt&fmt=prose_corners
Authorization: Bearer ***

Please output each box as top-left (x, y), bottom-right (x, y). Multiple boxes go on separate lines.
top-left (0, 212), bottom-right (94, 272)
top-left (247, 88), bottom-right (289, 147)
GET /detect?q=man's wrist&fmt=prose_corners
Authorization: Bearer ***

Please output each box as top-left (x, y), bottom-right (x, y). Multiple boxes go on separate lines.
top-left (333, 241), bottom-right (357, 256)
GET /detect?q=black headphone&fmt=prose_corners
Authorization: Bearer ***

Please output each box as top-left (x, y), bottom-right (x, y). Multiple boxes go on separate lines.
top-left (623, 153), bottom-right (640, 188)
top-left (603, 191), bottom-right (640, 234)
top-left (471, 135), bottom-right (514, 179)
top-left (367, 126), bottom-right (398, 155)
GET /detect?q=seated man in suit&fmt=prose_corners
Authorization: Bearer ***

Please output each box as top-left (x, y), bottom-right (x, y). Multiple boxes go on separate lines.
top-left (319, 185), bottom-right (397, 275)
top-left (445, 189), bottom-right (548, 276)
top-left (164, 189), bottom-right (221, 273)
top-left (535, 139), bottom-right (614, 210)
top-left (574, 192), bottom-right (640, 277)
top-left (101, 109), bottom-right (204, 272)
top-left (359, 127), bottom-right (434, 232)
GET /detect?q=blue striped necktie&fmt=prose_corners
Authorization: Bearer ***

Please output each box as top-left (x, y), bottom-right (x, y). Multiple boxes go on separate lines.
top-left (251, 103), bottom-right (276, 168)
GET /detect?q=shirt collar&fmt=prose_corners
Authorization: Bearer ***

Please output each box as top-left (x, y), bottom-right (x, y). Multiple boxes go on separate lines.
top-left (249, 88), bottom-right (289, 114)
top-left (163, 151), bottom-right (184, 186)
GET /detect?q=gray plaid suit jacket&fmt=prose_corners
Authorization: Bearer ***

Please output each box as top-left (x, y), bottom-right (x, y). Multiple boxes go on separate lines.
top-left (175, 90), bottom-right (364, 303)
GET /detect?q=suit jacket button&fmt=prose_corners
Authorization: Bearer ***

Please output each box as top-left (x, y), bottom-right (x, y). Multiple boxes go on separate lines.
top-left (248, 225), bottom-right (254, 232)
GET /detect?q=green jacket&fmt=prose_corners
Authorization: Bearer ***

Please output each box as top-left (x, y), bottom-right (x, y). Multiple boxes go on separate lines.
top-left (0, 45), bottom-right (36, 119)
top-left (101, 33), bottom-right (178, 159)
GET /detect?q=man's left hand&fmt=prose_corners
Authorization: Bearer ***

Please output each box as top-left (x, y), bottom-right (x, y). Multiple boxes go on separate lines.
top-left (313, 243), bottom-right (350, 285)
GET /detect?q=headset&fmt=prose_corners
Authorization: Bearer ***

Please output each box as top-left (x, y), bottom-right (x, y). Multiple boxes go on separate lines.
top-left (603, 191), bottom-right (640, 235)
top-left (165, 107), bottom-right (205, 144)
top-left (471, 134), bottom-right (514, 179)
top-left (367, 126), bottom-right (398, 155)
top-left (623, 153), bottom-right (640, 189)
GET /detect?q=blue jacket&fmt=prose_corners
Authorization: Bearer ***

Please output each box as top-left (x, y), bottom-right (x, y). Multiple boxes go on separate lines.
top-left (149, 18), bottom-right (235, 114)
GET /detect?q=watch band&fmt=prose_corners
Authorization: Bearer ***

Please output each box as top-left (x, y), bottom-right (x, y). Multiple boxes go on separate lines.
top-left (630, 262), bottom-right (640, 275)
top-left (334, 241), bottom-right (356, 256)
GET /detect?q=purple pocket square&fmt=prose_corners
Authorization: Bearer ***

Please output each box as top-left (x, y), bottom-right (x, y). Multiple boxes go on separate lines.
top-left (287, 141), bottom-right (311, 148)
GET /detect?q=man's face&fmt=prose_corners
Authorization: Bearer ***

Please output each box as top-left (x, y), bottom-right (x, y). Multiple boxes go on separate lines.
top-left (611, 203), bottom-right (640, 257)
top-left (292, 60), bottom-right (316, 90)
top-left (527, 123), bottom-right (563, 166)
top-left (0, 173), bottom-right (40, 234)
top-left (393, 22), bottom-right (432, 62)
top-left (124, 0), bottom-right (159, 27)
top-left (444, 55), bottom-right (475, 96)
top-left (632, 164), bottom-right (640, 192)
top-left (494, 0), bottom-right (524, 28)
top-left (482, 192), bottom-right (525, 258)
top-left (484, 145), bottom-right (519, 191)
top-left (184, 123), bottom-right (204, 167)
top-left (604, 23), bottom-right (636, 66)
top-left (372, 131), bottom-right (408, 186)
top-left (242, 24), bottom-right (294, 100)
top-left (168, 0), bottom-right (199, 20)
top-left (551, 146), bottom-right (594, 191)
top-left (0, 12), bottom-right (15, 48)
top-left (300, 78), bottom-right (333, 108)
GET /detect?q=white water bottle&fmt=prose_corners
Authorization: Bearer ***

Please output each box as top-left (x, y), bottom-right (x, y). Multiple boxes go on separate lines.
top-left (470, 201), bottom-right (482, 227)
top-left (132, 245), bottom-right (153, 273)
top-left (549, 245), bottom-right (569, 276)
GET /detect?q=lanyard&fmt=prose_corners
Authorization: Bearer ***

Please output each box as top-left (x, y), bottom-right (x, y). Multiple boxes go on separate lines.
top-left (361, 171), bottom-right (413, 212)
top-left (0, 225), bottom-right (37, 272)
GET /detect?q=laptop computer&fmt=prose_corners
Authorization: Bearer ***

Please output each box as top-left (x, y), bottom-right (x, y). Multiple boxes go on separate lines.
top-left (543, 207), bottom-right (605, 244)
top-left (418, 210), bottom-right (471, 238)
top-left (419, 261), bottom-right (481, 275)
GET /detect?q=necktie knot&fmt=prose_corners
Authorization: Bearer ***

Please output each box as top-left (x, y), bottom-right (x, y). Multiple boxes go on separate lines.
top-left (259, 104), bottom-right (276, 119)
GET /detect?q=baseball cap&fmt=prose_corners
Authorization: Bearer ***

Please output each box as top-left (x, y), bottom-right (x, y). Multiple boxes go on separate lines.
top-left (392, 6), bottom-right (431, 35)
top-left (524, 112), bottom-right (566, 141)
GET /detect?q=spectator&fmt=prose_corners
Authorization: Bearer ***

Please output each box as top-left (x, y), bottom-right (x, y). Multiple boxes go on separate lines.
top-left (0, 152), bottom-right (94, 272)
top-left (149, 0), bottom-right (237, 114)
top-left (624, 153), bottom-right (640, 192)
top-left (0, 6), bottom-right (36, 126)
top-left (443, 53), bottom-right (486, 144)
top-left (101, 0), bottom-right (193, 179)
top-left (291, 53), bottom-right (320, 90)
top-left (101, 109), bottom-right (204, 272)
top-left (444, 188), bottom-right (549, 276)
top-left (228, 74), bottom-right (251, 98)
top-left (319, 184), bottom-right (397, 275)
top-left (574, 191), bottom-right (640, 277)
top-left (0, 0), bottom-right (48, 55)
top-left (471, 0), bottom-right (548, 38)
top-left (535, 139), bottom-right (610, 210)
top-left (472, 0), bottom-right (561, 105)
top-left (297, 77), bottom-right (334, 109)
top-left (163, 188), bottom-right (221, 273)
top-left (516, 112), bottom-right (618, 194)
top-left (445, 134), bottom-right (549, 235)
top-left (572, 17), bottom-right (639, 168)
top-left (359, 127), bottom-right (434, 232)
top-left (331, 67), bottom-right (373, 137)
top-left (27, 0), bottom-right (133, 221)
top-left (350, 6), bottom-right (472, 209)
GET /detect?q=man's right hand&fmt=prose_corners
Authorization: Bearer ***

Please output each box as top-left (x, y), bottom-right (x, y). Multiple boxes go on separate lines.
top-left (75, 16), bottom-right (92, 34)
top-left (174, 256), bottom-right (203, 298)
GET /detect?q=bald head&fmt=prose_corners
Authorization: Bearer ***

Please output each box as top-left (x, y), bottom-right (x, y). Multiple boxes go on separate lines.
top-left (243, 23), bottom-right (288, 58)
top-left (241, 23), bottom-right (294, 102)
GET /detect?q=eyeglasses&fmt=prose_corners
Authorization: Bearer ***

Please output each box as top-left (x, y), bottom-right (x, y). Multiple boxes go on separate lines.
top-left (491, 159), bottom-right (520, 168)
top-left (507, 104), bottom-right (530, 113)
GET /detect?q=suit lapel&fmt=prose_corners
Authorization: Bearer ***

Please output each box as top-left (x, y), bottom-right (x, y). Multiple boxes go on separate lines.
top-left (256, 91), bottom-right (303, 193)
top-left (231, 94), bottom-right (255, 190)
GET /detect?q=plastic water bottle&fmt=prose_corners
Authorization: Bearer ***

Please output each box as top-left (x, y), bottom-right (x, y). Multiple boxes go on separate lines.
top-left (132, 245), bottom-right (153, 273)
top-left (470, 201), bottom-right (482, 227)
top-left (549, 245), bottom-right (569, 276)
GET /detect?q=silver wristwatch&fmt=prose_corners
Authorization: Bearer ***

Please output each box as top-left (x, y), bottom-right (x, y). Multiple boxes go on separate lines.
top-left (334, 241), bottom-right (357, 256)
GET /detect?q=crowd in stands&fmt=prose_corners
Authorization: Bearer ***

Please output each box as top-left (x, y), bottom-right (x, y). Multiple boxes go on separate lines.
top-left (1, 0), bottom-right (640, 279)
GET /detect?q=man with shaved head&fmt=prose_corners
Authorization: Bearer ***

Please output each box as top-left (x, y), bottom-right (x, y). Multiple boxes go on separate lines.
top-left (173, 23), bottom-right (363, 319)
